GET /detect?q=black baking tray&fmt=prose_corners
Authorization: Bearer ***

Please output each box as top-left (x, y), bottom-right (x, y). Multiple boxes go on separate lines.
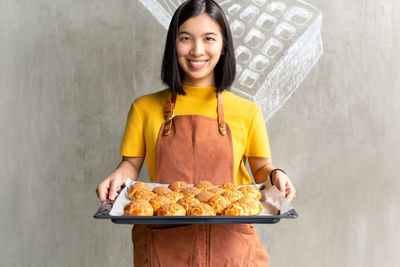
top-left (93, 201), bottom-right (298, 224)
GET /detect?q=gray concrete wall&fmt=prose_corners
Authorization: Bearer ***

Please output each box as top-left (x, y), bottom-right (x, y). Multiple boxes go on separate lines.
top-left (1, 0), bottom-right (399, 266)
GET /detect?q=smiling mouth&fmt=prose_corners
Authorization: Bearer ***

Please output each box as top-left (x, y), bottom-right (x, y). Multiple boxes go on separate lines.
top-left (188, 59), bottom-right (208, 69)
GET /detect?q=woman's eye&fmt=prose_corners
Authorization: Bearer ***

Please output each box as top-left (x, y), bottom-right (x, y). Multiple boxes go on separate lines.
top-left (181, 37), bottom-right (190, 41)
top-left (206, 37), bottom-right (215, 41)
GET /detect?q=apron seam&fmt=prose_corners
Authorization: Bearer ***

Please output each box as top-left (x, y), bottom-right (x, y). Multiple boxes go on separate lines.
top-left (207, 224), bottom-right (211, 267)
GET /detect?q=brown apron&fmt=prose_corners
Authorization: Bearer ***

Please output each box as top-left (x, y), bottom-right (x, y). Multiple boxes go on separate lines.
top-left (132, 92), bottom-right (269, 267)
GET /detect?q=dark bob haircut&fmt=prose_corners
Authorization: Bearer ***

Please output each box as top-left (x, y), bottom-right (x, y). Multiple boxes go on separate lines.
top-left (161, 0), bottom-right (236, 95)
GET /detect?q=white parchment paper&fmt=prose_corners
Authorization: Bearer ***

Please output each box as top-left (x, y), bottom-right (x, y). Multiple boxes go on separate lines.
top-left (110, 179), bottom-right (294, 216)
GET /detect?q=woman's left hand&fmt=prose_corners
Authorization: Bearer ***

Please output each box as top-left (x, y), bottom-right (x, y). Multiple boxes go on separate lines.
top-left (271, 170), bottom-right (296, 202)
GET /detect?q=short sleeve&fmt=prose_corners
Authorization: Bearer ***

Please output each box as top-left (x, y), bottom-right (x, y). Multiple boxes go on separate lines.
top-left (120, 101), bottom-right (145, 157)
top-left (244, 106), bottom-right (271, 158)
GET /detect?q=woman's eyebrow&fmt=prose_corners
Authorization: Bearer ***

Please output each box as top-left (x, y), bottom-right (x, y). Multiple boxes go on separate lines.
top-left (178, 31), bottom-right (219, 36)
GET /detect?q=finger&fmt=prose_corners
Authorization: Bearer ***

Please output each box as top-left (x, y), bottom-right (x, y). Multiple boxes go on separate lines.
top-left (277, 178), bottom-right (286, 195)
top-left (109, 179), bottom-right (122, 201)
top-left (286, 183), bottom-right (296, 202)
top-left (286, 188), bottom-right (296, 202)
top-left (97, 182), bottom-right (110, 202)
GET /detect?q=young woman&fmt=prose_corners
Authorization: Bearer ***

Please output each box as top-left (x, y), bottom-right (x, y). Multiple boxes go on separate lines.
top-left (97, 0), bottom-right (296, 266)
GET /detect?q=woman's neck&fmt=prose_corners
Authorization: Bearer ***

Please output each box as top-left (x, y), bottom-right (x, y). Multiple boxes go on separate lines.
top-left (181, 84), bottom-right (217, 100)
top-left (182, 81), bottom-right (215, 87)
top-left (182, 74), bottom-right (216, 87)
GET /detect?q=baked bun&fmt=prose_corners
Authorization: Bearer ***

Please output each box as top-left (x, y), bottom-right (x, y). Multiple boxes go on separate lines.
top-left (124, 200), bottom-right (153, 216)
top-left (219, 182), bottom-right (238, 191)
top-left (157, 203), bottom-right (186, 216)
top-left (207, 195), bottom-right (230, 215)
top-left (237, 196), bottom-right (263, 215)
top-left (153, 186), bottom-right (172, 196)
top-left (131, 190), bottom-right (156, 201)
top-left (195, 191), bottom-right (215, 203)
top-left (177, 197), bottom-right (201, 212)
top-left (207, 187), bottom-right (226, 195)
top-left (180, 186), bottom-right (201, 198)
top-left (166, 191), bottom-right (185, 202)
top-left (194, 180), bottom-right (214, 191)
top-left (187, 203), bottom-right (216, 216)
top-left (222, 202), bottom-right (249, 216)
top-left (149, 196), bottom-right (172, 215)
top-left (221, 190), bottom-right (243, 203)
top-left (168, 181), bottom-right (190, 192)
top-left (127, 182), bottom-right (152, 199)
top-left (238, 186), bottom-right (262, 200)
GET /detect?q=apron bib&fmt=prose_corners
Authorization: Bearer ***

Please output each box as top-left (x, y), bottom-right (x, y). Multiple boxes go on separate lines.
top-left (132, 92), bottom-right (269, 267)
top-left (156, 92), bottom-right (233, 184)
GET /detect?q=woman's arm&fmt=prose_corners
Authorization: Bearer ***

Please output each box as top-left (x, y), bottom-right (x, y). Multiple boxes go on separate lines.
top-left (96, 156), bottom-right (144, 202)
top-left (248, 157), bottom-right (296, 202)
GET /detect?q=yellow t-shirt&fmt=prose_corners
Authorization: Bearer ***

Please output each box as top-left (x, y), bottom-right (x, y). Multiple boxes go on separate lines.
top-left (120, 84), bottom-right (271, 185)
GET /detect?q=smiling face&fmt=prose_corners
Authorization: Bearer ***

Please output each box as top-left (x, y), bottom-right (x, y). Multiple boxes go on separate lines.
top-left (176, 13), bottom-right (224, 87)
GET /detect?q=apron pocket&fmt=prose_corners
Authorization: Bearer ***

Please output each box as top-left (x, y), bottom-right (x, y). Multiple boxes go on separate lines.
top-left (150, 224), bottom-right (197, 267)
top-left (210, 224), bottom-right (256, 267)
top-left (132, 225), bottom-right (151, 267)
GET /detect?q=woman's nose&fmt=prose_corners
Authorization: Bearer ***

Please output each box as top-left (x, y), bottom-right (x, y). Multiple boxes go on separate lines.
top-left (190, 40), bottom-right (205, 57)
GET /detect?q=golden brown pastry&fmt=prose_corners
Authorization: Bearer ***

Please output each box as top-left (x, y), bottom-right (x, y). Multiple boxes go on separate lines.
top-left (194, 180), bottom-right (214, 191)
top-left (221, 202), bottom-right (249, 216)
top-left (207, 187), bottom-right (226, 195)
top-left (180, 186), bottom-right (201, 198)
top-left (187, 203), bottom-right (216, 216)
top-left (149, 196), bottom-right (172, 215)
top-left (124, 200), bottom-right (153, 216)
top-left (166, 191), bottom-right (185, 202)
top-left (195, 191), bottom-right (215, 203)
top-left (221, 190), bottom-right (243, 203)
top-left (237, 196), bottom-right (263, 215)
top-left (207, 195), bottom-right (230, 215)
top-left (177, 197), bottom-right (201, 212)
top-left (127, 181), bottom-right (152, 199)
top-left (238, 186), bottom-right (262, 200)
top-left (168, 181), bottom-right (190, 192)
top-left (157, 203), bottom-right (186, 216)
top-left (153, 186), bottom-right (172, 196)
top-left (131, 190), bottom-right (156, 201)
top-left (219, 182), bottom-right (238, 191)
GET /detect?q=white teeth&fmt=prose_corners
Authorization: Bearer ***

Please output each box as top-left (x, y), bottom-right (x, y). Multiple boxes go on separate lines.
top-left (189, 60), bottom-right (207, 67)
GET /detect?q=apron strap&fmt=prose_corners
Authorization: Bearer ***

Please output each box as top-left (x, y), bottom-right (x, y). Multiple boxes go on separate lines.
top-left (163, 94), bottom-right (176, 136)
top-left (163, 92), bottom-right (226, 136)
top-left (217, 92), bottom-right (227, 136)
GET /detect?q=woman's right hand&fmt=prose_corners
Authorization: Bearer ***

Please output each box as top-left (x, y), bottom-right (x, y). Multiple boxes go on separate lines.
top-left (96, 157), bottom-right (145, 202)
top-left (96, 170), bottom-right (125, 202)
